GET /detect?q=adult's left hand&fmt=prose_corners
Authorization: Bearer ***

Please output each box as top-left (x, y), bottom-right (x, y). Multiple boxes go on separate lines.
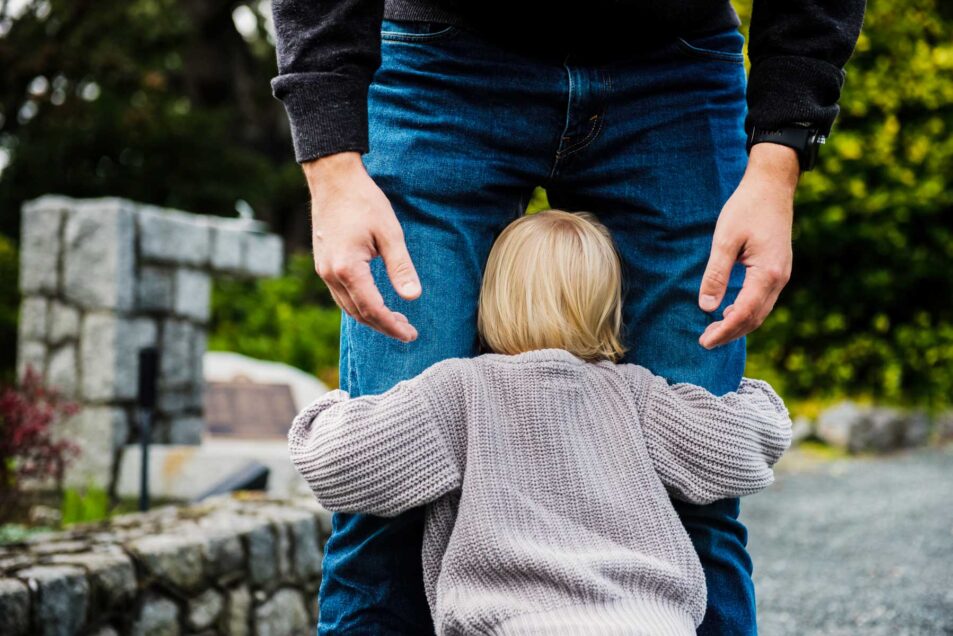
top-left (697, 143), bottom-right (800, 349)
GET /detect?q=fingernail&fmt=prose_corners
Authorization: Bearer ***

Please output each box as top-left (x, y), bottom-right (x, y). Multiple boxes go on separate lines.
top-left (701, 294), bottom-right (717, 310)
top-left (402, 281), bottom-right (420, 295)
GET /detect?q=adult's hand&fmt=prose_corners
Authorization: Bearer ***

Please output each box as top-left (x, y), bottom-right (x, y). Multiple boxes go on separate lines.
top-left (697, 143), bottom-right (800, 349)
top-left (304, 152), bottom-right (421, 343)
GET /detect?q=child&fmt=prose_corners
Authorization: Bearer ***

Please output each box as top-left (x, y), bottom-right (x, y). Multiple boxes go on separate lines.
top-left (289, 210), bottom-right (792, 635)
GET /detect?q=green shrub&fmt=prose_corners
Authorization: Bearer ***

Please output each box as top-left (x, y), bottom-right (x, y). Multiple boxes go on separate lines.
top-left (209, 253), bottom-right (341, 387)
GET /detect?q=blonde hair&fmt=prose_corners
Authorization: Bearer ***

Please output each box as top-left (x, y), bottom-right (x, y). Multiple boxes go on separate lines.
top-left (477, 209), bottom-right (626, 363)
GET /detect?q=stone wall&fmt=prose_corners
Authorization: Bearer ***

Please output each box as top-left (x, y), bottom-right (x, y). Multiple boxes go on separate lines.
top-left (0, 495), bottom-right (329, 636)
top-left (16, 196), bottom-right (283, 490)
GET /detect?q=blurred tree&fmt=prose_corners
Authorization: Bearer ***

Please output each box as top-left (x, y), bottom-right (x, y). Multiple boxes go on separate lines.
top-left (0, 0), bottom-right (308, 244)
top-left (735, 0), bottom-right (953, 408)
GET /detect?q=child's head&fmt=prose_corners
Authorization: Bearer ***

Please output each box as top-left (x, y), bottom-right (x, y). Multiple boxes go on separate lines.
top-left (477, 209), bottom-right (626, 363)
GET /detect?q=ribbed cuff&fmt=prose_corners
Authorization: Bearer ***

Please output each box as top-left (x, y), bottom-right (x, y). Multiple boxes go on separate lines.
top-left (745, 55), bottom-right (847, 136)
top-left (271, 72), bottom-right (371, 163)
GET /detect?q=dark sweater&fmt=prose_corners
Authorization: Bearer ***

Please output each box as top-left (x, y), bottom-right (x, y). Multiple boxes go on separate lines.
top-left (271, 0), bottom-right (866, 163)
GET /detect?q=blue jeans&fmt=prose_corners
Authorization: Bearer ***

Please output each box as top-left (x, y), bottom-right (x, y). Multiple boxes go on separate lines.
top-left (322, 19), bottom-right (753, 635)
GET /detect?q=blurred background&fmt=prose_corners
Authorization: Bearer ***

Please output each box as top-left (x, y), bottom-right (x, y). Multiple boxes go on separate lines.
top-left (0, 1), bottom-right (951, 635)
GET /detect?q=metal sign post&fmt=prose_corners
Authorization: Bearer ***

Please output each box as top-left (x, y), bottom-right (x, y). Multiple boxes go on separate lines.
top-left (137, 347), bottom-right (158, 512)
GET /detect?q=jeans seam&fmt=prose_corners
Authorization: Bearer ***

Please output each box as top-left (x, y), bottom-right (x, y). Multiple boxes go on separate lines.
top-left (549, 54), bottom-right (575, 180)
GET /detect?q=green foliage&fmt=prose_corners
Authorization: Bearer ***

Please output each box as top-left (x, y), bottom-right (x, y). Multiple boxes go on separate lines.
top-left (60, 486), bottom-right (110, 526)
top-left (0, 0), bottom-right (305, 242)
top-left (209, 253), bottom-right (342, 386)
top-left (736, 0), bottom-right (953, 407)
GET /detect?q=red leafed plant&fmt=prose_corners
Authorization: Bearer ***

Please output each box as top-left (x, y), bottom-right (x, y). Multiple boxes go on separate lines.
top-left (0, 366), bottom-right (81, 523)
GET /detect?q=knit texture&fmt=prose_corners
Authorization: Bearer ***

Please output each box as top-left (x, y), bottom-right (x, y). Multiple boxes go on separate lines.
top-left (288, 348), bottom-right (792, 634)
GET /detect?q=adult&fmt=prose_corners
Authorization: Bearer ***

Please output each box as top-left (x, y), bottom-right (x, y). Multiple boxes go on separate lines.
top-left (271, 1), bottom-right (864, 634)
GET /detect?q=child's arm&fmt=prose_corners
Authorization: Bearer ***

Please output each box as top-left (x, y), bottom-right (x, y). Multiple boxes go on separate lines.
top-left (288, 360), bottom-right (465, 517)
top-left (623, 365), bottom-right (793, 505)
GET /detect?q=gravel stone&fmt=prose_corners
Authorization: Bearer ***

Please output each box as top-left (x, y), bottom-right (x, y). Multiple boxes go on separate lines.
top-left (748, 446), bottom-right (953, 635)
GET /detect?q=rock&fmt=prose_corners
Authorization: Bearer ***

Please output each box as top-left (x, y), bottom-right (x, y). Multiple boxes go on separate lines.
top-left (19, 196), bottom-right (67, 294)
top-left (127, 534), bottom-right (205, 592)
top-left (63, 198), bottom-right (136, 310)
top-left (187, 588), bottom-right (223, 630)
top-left (244, 519), bottom-right (278, 586)
top-left (0, 578), bottom-right (31, 636)
top-left (137, 266), bottom-right (175, 312)
top-left (242, 232), bottom-right (283, 278)
top-left (160, 319), bottom-right (194, 389)
top-left (48, 552), bottom-right (136, 613)
top-left (224, 585), bottom-right (251, 636)
top-left (48, 301), bottom-right (80, 344)
top-left (936, 410), bottom-right (953, 441)
top-left (57, 407), bottom-right (128, 489)
top-left (81, 314), bottom-right (154, 401)
top-left (901, 411), bottom-right (931, 448)
top-left (138, 205), bottom-right (210, 267)
top-left (46, 344), bottom-right (78, 397)
top-left (17, 565), bottom-right (89, 636)
top-left (210, 225), bottom-right (244, 272)
top-left (791, 416), bottom-right (812, 445)
top-left (816, 402), bottom-right (907, 453)
top-left (257, 507), bottom-right (322, 581)
top-left (199, 522), bottom-right (246, 583)
top-left (173, 268), bottom-right (211, 322)
top-left (19, 296), bottom-right (48, 340)
top-left (254, 588), bottom-right (310, 636)
top-left (168, 416), bottom-right (204, 445)
top-left (16, 339), bottom-right (46, 382)
top-left (131, 593), bottom-right (180, 636)
top-left (28, 505), bottom-right (62, 527)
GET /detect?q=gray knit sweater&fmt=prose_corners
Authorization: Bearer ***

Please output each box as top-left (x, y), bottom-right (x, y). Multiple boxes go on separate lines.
top-left (288, 348), bottom-right (792, 635)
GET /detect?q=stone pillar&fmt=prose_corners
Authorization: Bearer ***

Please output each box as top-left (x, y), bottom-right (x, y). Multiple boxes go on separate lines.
top-left (16, 196), bottom-right (283, 491)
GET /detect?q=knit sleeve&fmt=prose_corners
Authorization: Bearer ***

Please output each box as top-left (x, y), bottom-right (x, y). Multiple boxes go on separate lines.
top-left (287, 360), bottom-right (465, 516)
top-left (624, 365), bottom-right (793, 505)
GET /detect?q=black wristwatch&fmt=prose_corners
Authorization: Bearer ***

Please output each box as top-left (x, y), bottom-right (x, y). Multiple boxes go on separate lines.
top-left (746, 126), bottom-right (826, 172)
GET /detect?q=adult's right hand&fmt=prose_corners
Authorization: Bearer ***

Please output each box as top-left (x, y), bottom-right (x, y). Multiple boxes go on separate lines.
top-left (303, 152), bottom-right (421, 343)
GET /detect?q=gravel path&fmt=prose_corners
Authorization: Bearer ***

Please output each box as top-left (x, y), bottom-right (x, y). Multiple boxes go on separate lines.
top-left (744, 444), bottom-right (953, 635)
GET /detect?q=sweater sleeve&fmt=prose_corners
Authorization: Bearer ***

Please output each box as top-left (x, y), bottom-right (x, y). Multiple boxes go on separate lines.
top-left (287, 360), bottom-right (465, 516)
top-left (270, 0), bottom-right (384, 162)
top-left (624, 365), bottom-right (793, 505)
top-left (745, 0), bottom-right (866, 135)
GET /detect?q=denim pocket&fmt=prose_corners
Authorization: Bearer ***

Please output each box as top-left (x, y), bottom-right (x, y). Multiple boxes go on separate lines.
top-left (675, 28), bottom-right (745, 63)
top-left (381, 19), bottom-right (460, 42)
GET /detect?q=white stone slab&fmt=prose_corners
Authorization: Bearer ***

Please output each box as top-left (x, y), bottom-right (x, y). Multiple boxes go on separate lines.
top-left (116, 439), bottom-right (320, 501)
